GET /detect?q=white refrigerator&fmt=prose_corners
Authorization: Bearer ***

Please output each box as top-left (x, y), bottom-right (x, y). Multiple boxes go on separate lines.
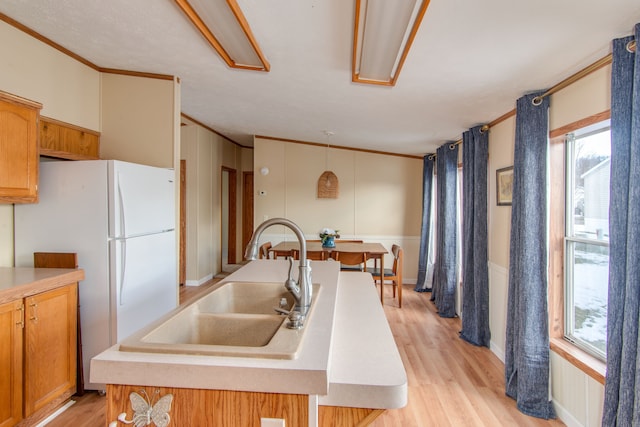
top-left (15, 160), bottom-right (178, 390)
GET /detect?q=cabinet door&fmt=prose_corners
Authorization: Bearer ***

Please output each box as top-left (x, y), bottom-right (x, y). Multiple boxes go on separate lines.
top-left (0, 93), bottom-right (41, 204)
top-left (0, 300), bottom-right (23, 427)
top-left (24, 284), bottom-right (77, 417)
top-left (40, 118), bottom-right (100, 160)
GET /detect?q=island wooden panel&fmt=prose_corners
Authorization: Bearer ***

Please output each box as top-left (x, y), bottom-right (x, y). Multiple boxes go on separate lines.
top-left (106, 385), bottom-right (308, 426)
top-left (319, 406), bottom-right (384, 426)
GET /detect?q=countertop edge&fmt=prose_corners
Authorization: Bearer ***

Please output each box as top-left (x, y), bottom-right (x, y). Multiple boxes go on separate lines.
top-left (0, 267), bottom-right (85, 304)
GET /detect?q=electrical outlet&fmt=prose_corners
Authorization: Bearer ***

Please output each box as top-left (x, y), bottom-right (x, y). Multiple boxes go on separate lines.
top-left (260, 418), bottom-right (285, 427)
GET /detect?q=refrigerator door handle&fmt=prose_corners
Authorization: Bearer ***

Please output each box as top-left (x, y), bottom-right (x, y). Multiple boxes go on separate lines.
top-left (116, 172), bottom-right (126, 238)
top-left (119, 239), bottom-right (127, 306)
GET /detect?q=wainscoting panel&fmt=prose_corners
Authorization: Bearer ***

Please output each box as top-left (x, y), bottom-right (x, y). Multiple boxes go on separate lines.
top-left (488, 261), bottom-right (508, 362)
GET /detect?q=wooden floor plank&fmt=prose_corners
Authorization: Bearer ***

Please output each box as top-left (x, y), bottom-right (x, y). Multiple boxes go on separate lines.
top-left (370, 285), bottom-right (565, 427)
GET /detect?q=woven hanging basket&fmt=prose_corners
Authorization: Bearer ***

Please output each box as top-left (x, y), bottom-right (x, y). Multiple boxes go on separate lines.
top-left (317, 171), bottom-right (339, 199)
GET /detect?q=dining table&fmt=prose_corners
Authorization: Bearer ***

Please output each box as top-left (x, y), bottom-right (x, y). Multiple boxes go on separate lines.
top-left (270, 241), bottom-right (389, 304)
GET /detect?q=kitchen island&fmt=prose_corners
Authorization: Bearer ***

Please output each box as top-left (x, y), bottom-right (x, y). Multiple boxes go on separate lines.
top-left (91, 260), bottom-right (406, 426)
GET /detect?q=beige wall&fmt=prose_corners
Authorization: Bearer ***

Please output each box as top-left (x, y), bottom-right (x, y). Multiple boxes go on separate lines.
top-left (180, 121), bottom-right (248, 285)
top-left (0, 21), bottom-right (100, 131)
top-left (487, 65), bottom-right (610, 426)
top-left (253, 137), bottom-right (423, 281)
top-left (100, 73), bottom-right (178, 169)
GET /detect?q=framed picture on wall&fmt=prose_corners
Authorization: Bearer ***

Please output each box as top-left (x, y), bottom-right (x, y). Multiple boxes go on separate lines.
top-left (496, 166), bottom-right (514, 206)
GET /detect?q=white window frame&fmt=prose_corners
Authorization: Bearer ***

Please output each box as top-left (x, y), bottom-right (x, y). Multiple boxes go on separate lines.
top-left (563, 121), bottom-right (610, 361)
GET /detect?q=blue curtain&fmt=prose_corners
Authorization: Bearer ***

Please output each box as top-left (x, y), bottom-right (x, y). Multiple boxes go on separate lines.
top-left (431, 143), bottom-right (458, 317)
top-left (602, 25), bottom-right (640, 427)
top-left (504, 91), bottom-right (555, 419)
top-left (415, 155), bottom-right (435, 292)
top-left (460, 126), bottom-right (490, 347)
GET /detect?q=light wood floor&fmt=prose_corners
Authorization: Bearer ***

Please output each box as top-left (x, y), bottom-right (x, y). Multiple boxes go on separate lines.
top-left (45, 280), bottom-right (565, 427)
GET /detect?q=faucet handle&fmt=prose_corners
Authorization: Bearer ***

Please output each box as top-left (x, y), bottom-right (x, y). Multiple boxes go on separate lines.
top-left (287, 257), bottom-right (294, 281)
top-left (287, 311), bottom-right (304, 329)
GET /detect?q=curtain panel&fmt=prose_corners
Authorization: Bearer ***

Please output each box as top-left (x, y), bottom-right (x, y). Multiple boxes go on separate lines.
top-left (504, 91), bottom-right (555, 419)
top-left (415, 155), bottom-right (435, 292)
top-left (460, 126), bottom-right (490, 347)
top-left (602, 24), bottom-right (640, 427)
top-left (431, 143), bottom-right (458, 318)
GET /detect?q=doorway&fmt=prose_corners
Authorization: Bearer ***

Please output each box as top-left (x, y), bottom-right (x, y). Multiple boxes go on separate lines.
top-left (242, 171), bottom-right (254, 251)
top-left (221, 167), bottom-right (237, 268)
top-left (179, 160), bottom-right (186, 285)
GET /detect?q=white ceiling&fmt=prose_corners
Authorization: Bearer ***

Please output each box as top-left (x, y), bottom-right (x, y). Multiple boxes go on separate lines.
top-left (1, 1), bottom-right (639, 156)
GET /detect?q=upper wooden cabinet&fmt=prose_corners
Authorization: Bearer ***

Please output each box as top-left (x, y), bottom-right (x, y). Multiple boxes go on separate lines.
top-left (40, 117), bottom-right (100, 161)
top-left (0, 91), bottom-right (42, 204)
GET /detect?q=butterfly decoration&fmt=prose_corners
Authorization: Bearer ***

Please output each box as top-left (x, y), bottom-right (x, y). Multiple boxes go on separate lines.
top-left (110, 389), bottom-right (173, 427)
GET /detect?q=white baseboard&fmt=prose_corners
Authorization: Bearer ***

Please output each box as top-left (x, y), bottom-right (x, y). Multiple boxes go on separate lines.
top-left (490, 341), bottom-right (505, 363)
top-left (36, 399), bottom-right (75, 426)
top-left (553, 399), bottom-right (583, 427)
top-left (185, 273), bottom-right (214, 287)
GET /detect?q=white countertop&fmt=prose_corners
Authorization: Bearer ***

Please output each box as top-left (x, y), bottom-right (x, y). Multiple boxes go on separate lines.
top-left (90, 259), bottom-right (407, 409)
top-left (0, 267), bottom-right (85, 304)
top-left (319, 272), bottom-right (407, 409)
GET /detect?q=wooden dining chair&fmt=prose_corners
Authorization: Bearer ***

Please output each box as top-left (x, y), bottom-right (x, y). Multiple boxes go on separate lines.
top-left (331, 251), bottom-right (367, 272)
top-left (259, 242), bottom-right (272, 259)
top-left (33, 252), bottom-right (85, 395)
top-left (293, 250), bottom-right (326, 261)
top-left (370, 244), bottom-right (403, 308)
top-left (273, 248), bottom-right (295, 259)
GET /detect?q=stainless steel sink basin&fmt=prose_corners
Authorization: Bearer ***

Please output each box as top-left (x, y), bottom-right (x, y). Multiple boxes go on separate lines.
top-left (119, 281), bottom-right (319, 359)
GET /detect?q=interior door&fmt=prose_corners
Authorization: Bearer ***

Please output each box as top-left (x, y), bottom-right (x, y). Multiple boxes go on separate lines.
top-left (221, 167), bottom-right (237, 266)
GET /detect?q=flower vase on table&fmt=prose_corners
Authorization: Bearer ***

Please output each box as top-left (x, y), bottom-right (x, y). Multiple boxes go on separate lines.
top-left (319, 228), bottom-right (339, 248)
top-left (322, 236), bottom-right (335, 248)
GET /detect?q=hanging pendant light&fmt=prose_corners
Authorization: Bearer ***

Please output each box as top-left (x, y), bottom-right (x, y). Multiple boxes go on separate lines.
top-left (318, 131), bottom-right (339, 199)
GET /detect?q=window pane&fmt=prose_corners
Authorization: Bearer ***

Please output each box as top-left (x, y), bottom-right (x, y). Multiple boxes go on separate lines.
top-left (570, 130), bottom-right (611, 242)
top-left (568, 242), bottom-right (609, 356)
top-left (565, 123), bottom-right (610, 361)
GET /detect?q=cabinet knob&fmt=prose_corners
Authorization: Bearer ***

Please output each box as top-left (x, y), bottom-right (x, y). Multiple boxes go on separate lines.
top-left (16, 305), bottom-right (24, 328)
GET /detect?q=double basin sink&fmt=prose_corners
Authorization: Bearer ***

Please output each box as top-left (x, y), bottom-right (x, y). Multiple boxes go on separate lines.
top-left (119, 281), bottom-right (319, 359)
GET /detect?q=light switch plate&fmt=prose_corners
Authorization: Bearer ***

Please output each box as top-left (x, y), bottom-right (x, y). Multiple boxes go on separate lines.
top-left (261, 418), bottom-right (285, 427)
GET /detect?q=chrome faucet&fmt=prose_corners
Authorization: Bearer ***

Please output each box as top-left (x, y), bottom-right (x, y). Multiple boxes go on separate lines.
top-left (244, 218), bottom-right (312, 318)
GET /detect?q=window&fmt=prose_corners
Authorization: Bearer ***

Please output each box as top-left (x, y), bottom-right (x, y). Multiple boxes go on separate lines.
top-left (564, 121), bottom-right (610, 361)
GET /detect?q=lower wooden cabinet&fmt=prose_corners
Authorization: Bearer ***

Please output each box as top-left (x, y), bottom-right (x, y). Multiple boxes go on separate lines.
top-left (0, 300), bottom-right (23, 427)
top-left (0, 284), bottom-right (77, 427)
top-left (24, 284), bottom-right (77, 418)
